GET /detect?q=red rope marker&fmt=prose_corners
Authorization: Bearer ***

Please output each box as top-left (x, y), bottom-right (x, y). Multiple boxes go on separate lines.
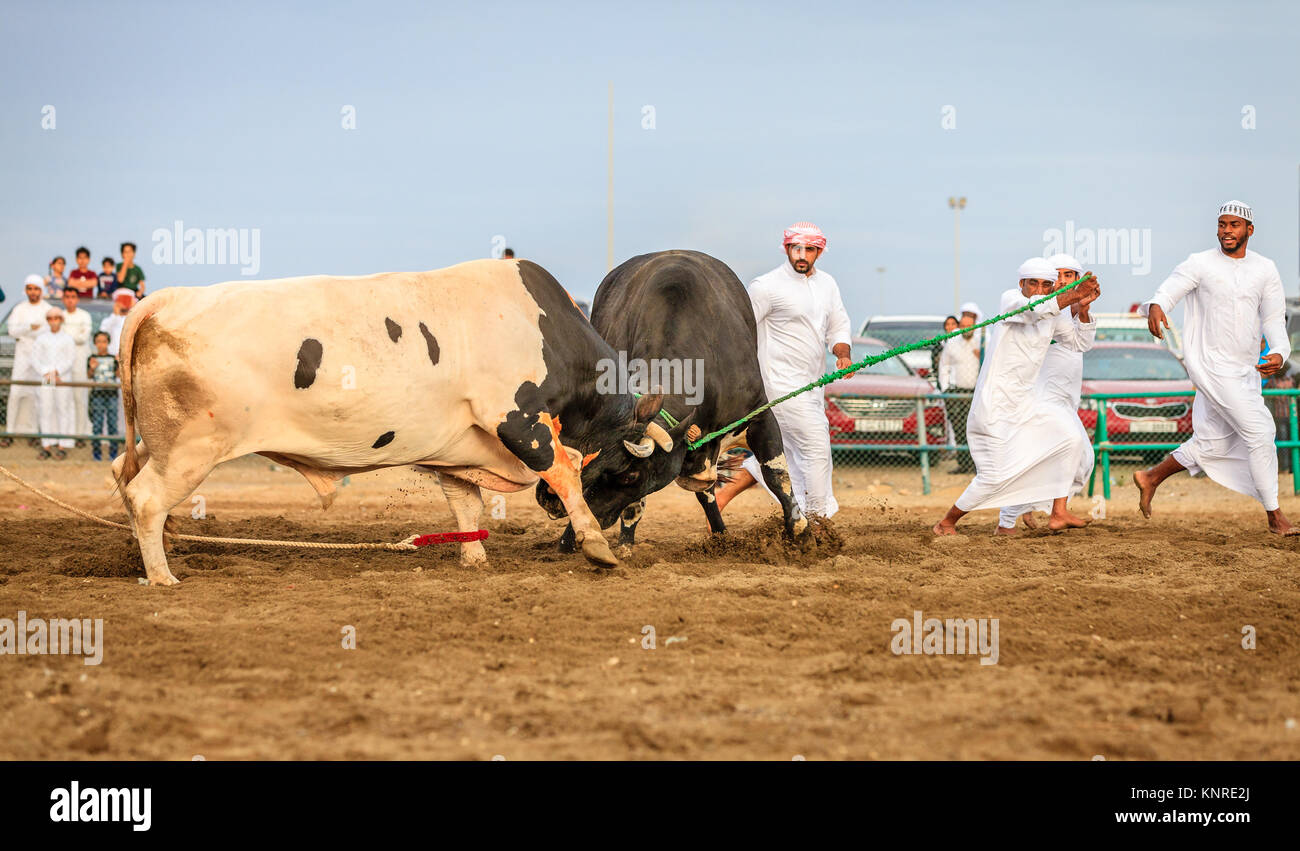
top-left (411, 530), bottom-right (490, 547)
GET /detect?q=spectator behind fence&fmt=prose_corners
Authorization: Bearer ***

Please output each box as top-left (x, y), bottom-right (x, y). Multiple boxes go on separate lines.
top-left (97, 256), bottom-right (117, 298)
top-left (100, 289), bottom-right (136, 356)
top-left (88, 331), bottom-right (120, 461)
top-left (67, 247), bottom-right (98, 298)
top-left (45, 256), bottom-right (67, 298)
top-left (34, 306), bottom-right (76, 459)
top-left (61, 287), bottom-right (93, 438)
top-left (5, 275), bottom-right (48, 436)
top-left (115, 242), bottom-right (145, 295)
top-left (940, 312), bottom-right (982, 473)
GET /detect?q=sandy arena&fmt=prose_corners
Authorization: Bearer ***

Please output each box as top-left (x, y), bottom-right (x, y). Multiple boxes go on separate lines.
top-left (1, 446), bottom-right (1298, 760)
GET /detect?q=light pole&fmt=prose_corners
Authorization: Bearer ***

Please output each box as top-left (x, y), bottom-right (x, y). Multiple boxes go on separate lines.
top-left (948, 196), bottom-right (966, 313)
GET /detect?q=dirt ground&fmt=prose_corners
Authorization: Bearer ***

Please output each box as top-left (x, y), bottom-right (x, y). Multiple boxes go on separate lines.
top-left (1, 446), bottom-right (1298, 760)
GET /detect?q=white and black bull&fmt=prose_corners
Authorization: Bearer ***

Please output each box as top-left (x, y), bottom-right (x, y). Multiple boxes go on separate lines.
top-left (111, 259), bottom-right (680, 586)
top-left (538, 250), bottom-right (807, 550)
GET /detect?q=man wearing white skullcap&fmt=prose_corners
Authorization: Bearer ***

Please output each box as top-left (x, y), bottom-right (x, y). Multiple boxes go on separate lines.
top-left (1135, 201), bottom-right (1296, 535)
top-left (5, 275), bottom-right (50, 436)
top-left (743, 222), bottom-right (853, 517)
top-left (33, 306), bottom-right (77, 457)
top-left (934, 257), bottom-right (1100, 534)
top-left (998, 253), bottom-right (1099, 533)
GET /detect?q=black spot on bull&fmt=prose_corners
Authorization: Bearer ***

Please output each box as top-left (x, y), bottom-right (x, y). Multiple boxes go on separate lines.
top-left (294, 339), bottom-right (323, 389)
top-left (418, 322), bottom-right (439, 366)
top-left (385, 318), bottom-right (402, 342)
top-left (496, 383), bottom-right (555, 472)
top-left (372, 431), bottom-right (395, 448)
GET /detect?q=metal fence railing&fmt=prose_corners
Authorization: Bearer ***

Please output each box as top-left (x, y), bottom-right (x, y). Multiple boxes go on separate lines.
top-left (0, 378), bottom-right (126, 449)
top-left (826, 389), bottom-right (1300, 498)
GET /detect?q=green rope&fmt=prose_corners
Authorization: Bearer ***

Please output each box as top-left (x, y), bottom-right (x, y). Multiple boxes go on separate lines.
top-left (685, 274), bottom-right (1093, 451)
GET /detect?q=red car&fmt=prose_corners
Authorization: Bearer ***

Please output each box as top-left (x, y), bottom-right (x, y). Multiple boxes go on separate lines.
top-left (1077, 342), bottom-right (1194, 458)
top-left (824, 337), bottom-right (946, 449)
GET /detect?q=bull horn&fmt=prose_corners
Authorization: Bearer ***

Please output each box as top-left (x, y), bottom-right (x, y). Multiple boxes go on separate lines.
top-left (644, 421), bottom-right (674, 452)
top-left (623, 436), bottom-right (655, 458)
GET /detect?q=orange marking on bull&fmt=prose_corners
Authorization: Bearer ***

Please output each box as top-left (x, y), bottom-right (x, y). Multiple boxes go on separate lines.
top-left (582, 450), bottom-right (600, 469)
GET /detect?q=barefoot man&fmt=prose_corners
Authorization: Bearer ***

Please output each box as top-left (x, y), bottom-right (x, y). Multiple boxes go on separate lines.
top-left (933, 257), bottom-right (1099, 535)
top-left (996, 253), bottom-right (1099, 534)
top-left (1134, 201), bottom-right (1296, 535)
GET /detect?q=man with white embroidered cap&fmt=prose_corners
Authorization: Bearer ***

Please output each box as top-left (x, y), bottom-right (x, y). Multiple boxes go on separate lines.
top-left (1134, 201), bottom-right (1296, 535)
top-left (5, 275), bottom-right (50, 437)
top-left (744, 221), bottom-right (854, 518)
top-left (933, 257), bottom-right (1099, 535)
top-left (997, 253), bottom-right (1099, 533)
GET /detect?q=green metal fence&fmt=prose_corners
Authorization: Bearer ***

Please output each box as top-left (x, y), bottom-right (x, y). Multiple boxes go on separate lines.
top-left (827, 389), bottom-right (1300, 498)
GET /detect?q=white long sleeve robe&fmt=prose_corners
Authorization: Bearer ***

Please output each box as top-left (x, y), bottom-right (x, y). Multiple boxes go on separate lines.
top-left (955, 288), bottom-right (1093, 512)
top-left (4, 299), bottom-right (49, 433)
top-left (999, 316), bottom-right (1097, 526)
top-left (33, 328), bottom-right (76, 448)
top-left (748, 262), bottom-right (853, 517)
top-left (1139, 247), bottom-right (1290, 510)
top-left (63, 306), bottom-right (93, 434)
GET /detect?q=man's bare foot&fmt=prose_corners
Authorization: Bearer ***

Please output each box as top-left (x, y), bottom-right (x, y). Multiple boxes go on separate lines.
top-left (1133, 468), bottom-right (1156, 519)
top-left (1048, 511), bottom-right (1090, 531)
top-left (932, 521), bottom-right (960, 536)
top-left (1267, 510), bottom-right (1300, 536)
top-left (994, 525), bottom-right (1019, 536)
top-left (1020, 512), bottom-right (1038, 529)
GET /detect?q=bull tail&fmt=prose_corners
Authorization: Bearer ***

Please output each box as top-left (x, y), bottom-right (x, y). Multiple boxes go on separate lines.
top-left (114, 294), bottom-right (168, 493)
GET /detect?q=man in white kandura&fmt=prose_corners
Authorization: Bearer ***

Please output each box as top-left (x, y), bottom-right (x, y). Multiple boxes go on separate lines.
top-left (997, 253), bottom-right (1098, 534)
top-left (933, 257), bottom-right (1100, 535)
top-left (744, 221), bottom-right (854, 518)
top-left (1134, 201), bottom-right (1296, 535)
top-left (33, 306), bottom-right (77, 459)
top-left (5, 275), bottom-right (49, 437)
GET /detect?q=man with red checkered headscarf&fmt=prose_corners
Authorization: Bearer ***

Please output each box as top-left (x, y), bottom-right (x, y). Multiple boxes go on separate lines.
top-left (741, 222), bottom-right (854, 518)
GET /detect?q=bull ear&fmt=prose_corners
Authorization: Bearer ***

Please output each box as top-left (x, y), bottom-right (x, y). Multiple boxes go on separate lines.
top-left (634, 392), bottom-right (664, 423)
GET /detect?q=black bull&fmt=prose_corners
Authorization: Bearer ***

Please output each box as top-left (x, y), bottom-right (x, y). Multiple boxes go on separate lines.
top-left (538, 249), bottom-right (808, 548)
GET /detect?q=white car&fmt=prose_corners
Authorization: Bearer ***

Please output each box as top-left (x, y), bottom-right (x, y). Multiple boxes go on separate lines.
top-left (857, 314), bottom-right (947, 383)
top-left (1091, 311), bottom-right (1183, 360)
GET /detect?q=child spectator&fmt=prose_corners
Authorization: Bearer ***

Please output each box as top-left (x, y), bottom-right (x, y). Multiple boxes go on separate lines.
top-left (87, 331), bottom-right (120, 460)
top-left (67, 247), bottom-right (98, 297)
top-left (45, 255), bottom-right (67, 297)
top-left (115, 242), bottom-right (146, 296)
top-left (97, 256), bottom-right (117, 298)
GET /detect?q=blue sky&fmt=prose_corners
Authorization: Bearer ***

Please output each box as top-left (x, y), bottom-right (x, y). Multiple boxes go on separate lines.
top-left (3, 0), bottom-right (1298, 329)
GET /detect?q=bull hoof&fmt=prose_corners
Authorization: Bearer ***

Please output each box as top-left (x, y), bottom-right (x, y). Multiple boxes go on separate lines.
top-left (460, 548), bottom-right (488, 568)
top-left (791, 515), bottom-right (810, 537)
top-left (147, 573), bottom-right (181, 587)
top-left (580, 534), bottom-right (619, 568)
top-left (615, 544), bottom-right (634, 559)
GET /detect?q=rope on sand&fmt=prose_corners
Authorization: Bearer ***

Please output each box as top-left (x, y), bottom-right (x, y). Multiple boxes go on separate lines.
top-left (0, 464), bottom-right (487, 550)
top-left (685, 274), bottom-right (1093, 450)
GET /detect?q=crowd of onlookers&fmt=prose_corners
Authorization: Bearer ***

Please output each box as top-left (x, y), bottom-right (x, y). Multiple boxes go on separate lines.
top-left (2, 243), bottom-right (146, 460)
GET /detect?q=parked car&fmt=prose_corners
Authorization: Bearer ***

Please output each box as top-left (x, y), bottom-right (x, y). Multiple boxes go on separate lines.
top-left (857, 315), bottom-right (947, 383)
top-left (824, 336), bottom-right (945, 453)
top-left (1077, 342), bottom-right (1194, 462)
top-left (1091, 311), bottom-right (1183, 360)
top-left (1283, 295), bottom-right (1300, 381)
